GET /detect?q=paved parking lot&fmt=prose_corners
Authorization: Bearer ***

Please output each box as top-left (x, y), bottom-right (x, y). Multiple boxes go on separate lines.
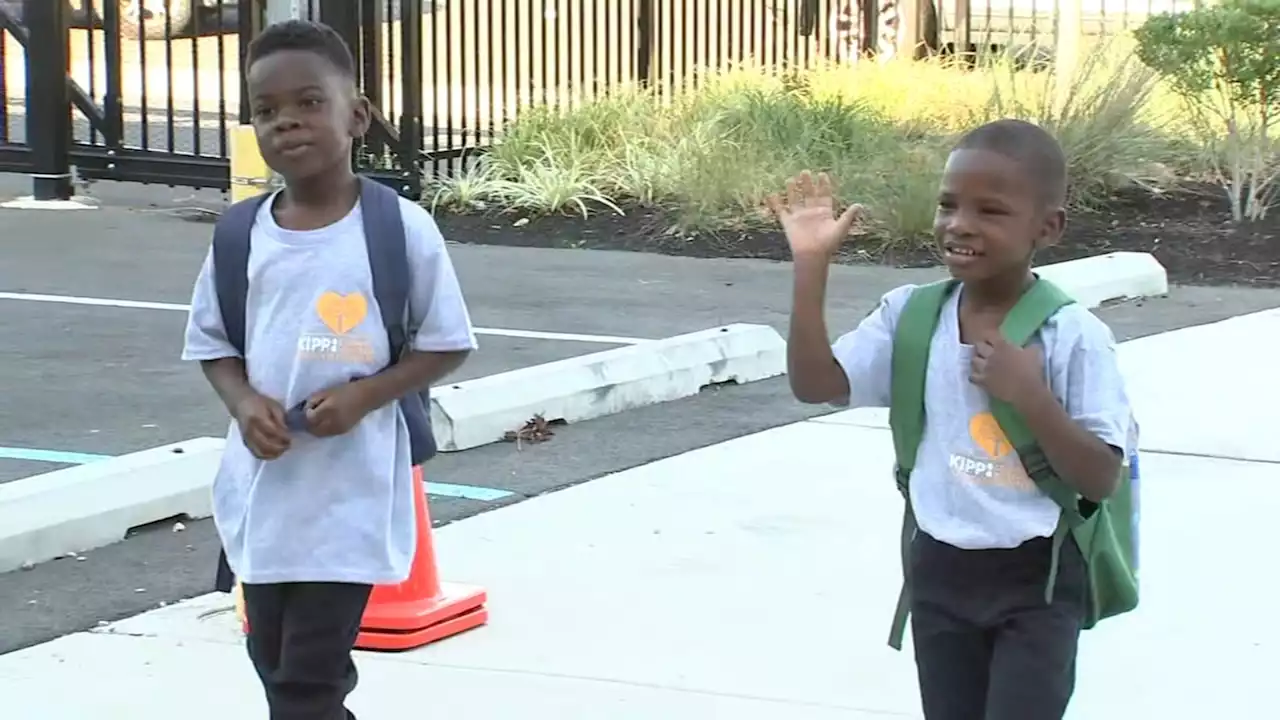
top-left (4, 176), bottom-right (1280, 655)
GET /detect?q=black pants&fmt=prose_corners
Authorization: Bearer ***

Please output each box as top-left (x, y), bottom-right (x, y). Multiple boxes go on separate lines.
top-left (909, 531), bottom-right (1086, 720)
top-left (241, 582), bottom-right (374, 720)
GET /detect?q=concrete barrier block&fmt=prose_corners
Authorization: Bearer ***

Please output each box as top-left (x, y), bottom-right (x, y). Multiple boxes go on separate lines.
top-left (1036, 251), bottom-right (1168, 308)
top-left (0, 437), bottom-right (224, 574)
top-left (431, 323), bottom-right (787, 452)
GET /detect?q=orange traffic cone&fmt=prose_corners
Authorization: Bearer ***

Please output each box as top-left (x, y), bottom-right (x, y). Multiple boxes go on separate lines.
top-left (233, 466), bottom-right (488, 651)
top-left (356, 465), bottom-right (488, 651)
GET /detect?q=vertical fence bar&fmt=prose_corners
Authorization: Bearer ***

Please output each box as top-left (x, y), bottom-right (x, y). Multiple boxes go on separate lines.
top-left (85, 1), bottom-right (99, 146)
top-left (0, 6), bottom-right (8, 145)
top-left (22, 0), bottom-right (73, 200)
top-left (636, 0), bottom-right (653, 87)
top-left (358, 0), bottom-right (383, 160)
top-left (190, 0), bottom-right (203, 155)
top-left (135, 0), bottom-right (150, 148)
top-left (243, 0), bottom-right (266, 124)
top-left (400, 0), bottom-right (423, 198)
top-left (426, 0), bottom-right (441, 175)
top-left (102, 0), bottom-right (125, 147)
top-left (359, 0), bottom-right (381, 121)
top-left (164, 1), bottom-right (177, 154)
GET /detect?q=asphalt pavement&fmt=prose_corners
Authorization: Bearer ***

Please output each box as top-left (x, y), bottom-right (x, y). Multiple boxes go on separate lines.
top-left (2, 173), bottom-right (1280, 655)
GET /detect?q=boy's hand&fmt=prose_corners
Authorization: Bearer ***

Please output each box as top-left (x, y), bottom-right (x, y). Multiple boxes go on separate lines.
top-left (970, 334), bottom-right (1046, 403)
top-left (766, 171), bottom-right (863, 260)
top-left (304, 382), bottom-right (376, 437)
top-left (233, 394), bottom-right (292, 460)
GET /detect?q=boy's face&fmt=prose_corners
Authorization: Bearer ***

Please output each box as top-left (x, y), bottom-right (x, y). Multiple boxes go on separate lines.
top-left (933, 149), bottom-right (1065, 283)
top-left (246, 50), bottom-right (370, 184)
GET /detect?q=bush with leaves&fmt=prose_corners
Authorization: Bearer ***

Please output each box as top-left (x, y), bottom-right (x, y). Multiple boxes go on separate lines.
top-left (1133, 0), bottom-right (1280, 221)
top-left (427, 43), bottom-right (1186, 253)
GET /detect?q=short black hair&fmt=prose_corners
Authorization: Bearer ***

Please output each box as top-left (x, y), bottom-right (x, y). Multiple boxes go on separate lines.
top-left (245, 19), bottom-right (356, 81)
top-left (953, 119), bottom-right (1067, 208)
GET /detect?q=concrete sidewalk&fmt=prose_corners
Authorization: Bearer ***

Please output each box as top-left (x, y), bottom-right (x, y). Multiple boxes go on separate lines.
top-left (0, 309), bottom-right (1275, 718)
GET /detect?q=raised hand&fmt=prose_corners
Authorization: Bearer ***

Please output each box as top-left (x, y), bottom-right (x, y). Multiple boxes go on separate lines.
top-left (765, 171), bottom-right (863, 260)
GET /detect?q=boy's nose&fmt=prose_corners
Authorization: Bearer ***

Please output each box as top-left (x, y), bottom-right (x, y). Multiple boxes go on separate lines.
top-left (272, 115), bottom-right (303, 133)
top-left (947, 211), bottom-right (977, 236)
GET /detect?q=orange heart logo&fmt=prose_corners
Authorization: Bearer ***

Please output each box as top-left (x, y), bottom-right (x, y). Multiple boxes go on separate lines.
top-left (315, 291), bottom-right (368, 335)
top-left (969, 412), bottom-right (1013, 459)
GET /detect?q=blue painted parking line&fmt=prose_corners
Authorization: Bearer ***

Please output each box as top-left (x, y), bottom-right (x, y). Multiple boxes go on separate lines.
top-left (0, 446), bottom-right (113, 465)
top-left (424, 481), bottom-right (514, 502)
top-left (0, 446), bottom-right (515, 501)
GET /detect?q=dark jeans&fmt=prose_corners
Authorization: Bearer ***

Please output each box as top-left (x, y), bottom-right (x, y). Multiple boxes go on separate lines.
top-left (910, 531), bottom-right (1086, 720)
top-left (241, 582), bottom-right (374, 720)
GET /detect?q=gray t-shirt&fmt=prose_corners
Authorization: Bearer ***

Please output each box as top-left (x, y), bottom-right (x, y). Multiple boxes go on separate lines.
top-left (832, 283), bottom-right (1135, 550)
top-left (181, 193), bottom-right (477, 585)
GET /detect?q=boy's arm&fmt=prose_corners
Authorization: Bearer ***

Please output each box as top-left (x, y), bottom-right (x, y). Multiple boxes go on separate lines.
top-left (789, 252), bottom-right (906, 408)
top-left (788, 253), bottom-right (850, 403)
top-left (201, 358), bottom-right (257, 417)
top-left (1015, 316), bottom-right (1131, 503)
top-left (353, 204), bottom-right (476, 409)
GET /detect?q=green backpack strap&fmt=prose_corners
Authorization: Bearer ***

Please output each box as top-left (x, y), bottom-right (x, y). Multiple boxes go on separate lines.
top-left (985, 278), bottom-right (1081, 606)
top-left (987, 278), bottom-right (1140, 628)
top-left (885, 278), bottom-right (958, 650)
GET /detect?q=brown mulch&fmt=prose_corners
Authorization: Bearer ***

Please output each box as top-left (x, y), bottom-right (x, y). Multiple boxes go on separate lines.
top-left (433, 182), bottom-right (1280, 287)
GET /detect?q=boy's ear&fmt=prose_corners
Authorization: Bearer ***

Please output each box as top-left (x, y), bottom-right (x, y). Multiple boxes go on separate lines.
top-left (1036, 206), bottom-right (1066, 250)
top-left (350, 94), bottom-right (372, 139)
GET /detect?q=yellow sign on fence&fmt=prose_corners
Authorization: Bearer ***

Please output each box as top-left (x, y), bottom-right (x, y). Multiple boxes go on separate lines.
top-left (229, 125), bottom-right (278, 204)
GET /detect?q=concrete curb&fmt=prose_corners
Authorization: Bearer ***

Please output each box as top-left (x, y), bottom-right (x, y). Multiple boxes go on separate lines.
top-left (431, 323), bottom-right (788, 452)
top-left (0, 324), bottom-right (786, 570)
top-left (0, 437), bottom-right (222, 575)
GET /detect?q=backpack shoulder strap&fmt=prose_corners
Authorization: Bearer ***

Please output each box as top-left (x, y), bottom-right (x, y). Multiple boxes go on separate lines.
top-left (885, 277), bottom-right (957, 651)
top-left (889, 278), bottom-right (960, 484)
top-left (211, 193), bottom-right (273, 355)
top-left (986, 277), bottom-right (1082, 519)
top-left (358, 176), bottom-right (411, 364)
top-left (209, 191), bottom-right (270, 593)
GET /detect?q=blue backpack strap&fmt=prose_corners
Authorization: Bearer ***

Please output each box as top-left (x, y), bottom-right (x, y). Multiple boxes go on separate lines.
top-left (208, 191), bottom-right (270, 595)
top-left (211, 193), bottom-right (272, 355)
top-left (357, 177), bottom-right (437, 465)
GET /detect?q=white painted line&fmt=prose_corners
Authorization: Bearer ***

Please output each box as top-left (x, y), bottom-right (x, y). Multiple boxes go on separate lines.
top-left (0, 197), bottom-right (98, 211)
top-left (431, 323), bottom-right (788, 452)
top-left (0, 291), bottom-right (646, 345)
top-left (0, 291), bottom-right (189, 312)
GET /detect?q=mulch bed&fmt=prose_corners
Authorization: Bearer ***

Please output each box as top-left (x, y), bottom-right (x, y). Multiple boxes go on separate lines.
top-left (433, 182), bottom-right (1279, 288)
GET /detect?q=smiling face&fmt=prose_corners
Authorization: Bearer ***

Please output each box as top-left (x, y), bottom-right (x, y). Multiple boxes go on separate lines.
top-left (933, 148), bottom-right (1065, 283)
top-left (246, 49), bottom-right (369, 184)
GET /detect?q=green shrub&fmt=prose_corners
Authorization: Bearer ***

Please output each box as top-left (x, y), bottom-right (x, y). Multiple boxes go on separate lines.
top-left (1134, 0), bottom-right (1280, 221)
top-left (426, 43), bottom-right (1189, 255)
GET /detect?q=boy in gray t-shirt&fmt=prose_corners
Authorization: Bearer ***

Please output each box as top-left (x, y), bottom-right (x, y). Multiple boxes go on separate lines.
top-left (771, 120), bottom-right (1134, 719)
top-left (180, 21), bottom-right (475, 720)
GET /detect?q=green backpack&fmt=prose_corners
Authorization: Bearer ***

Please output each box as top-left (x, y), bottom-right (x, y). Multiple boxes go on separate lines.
top-left (885, 277), bottom-right (1139, 651)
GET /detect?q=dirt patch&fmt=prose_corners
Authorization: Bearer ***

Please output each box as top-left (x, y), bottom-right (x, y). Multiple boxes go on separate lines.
top-left (433, 182), bottom-right (1279, 288)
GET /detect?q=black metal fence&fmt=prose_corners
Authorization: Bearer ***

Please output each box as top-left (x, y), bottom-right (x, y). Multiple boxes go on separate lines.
top-left (0, 0), bottom-right (1186, 202)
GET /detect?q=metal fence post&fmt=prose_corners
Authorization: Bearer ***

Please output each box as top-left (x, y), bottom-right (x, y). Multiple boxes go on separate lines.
top-left (399, 0), bottom-right (423, 199)
top-left (21, 0), bottom-right (72, 201)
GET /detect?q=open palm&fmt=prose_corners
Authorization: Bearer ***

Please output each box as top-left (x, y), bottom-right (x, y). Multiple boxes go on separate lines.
top-left (766, 171), bottom-right (863, 259)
